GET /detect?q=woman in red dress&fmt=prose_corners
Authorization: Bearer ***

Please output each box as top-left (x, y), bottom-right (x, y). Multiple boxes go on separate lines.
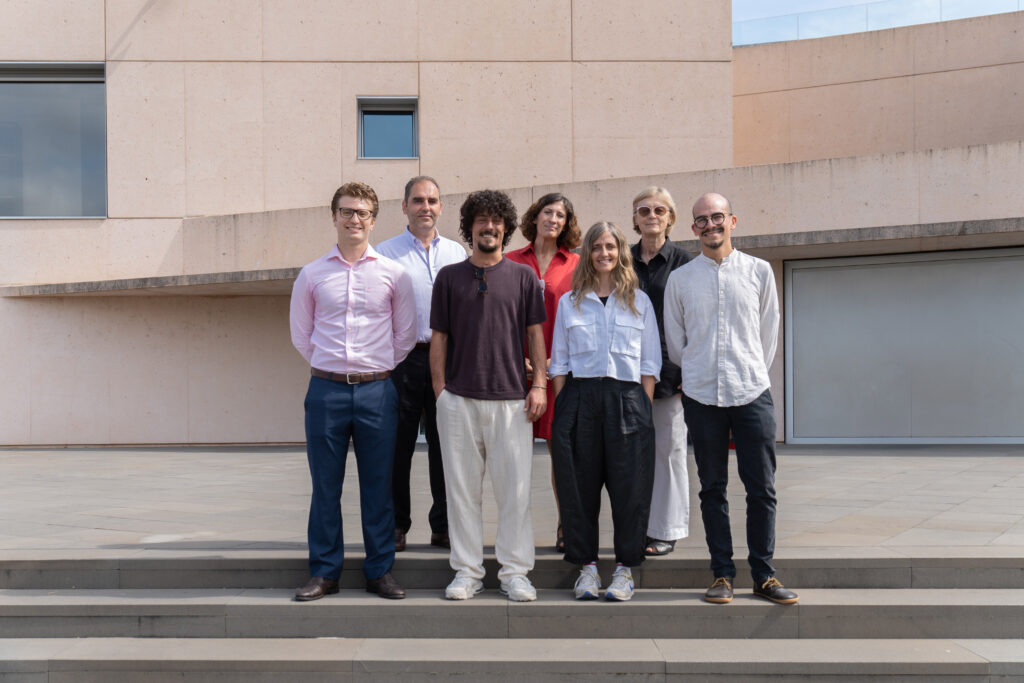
top-left (507, 192), bottom-right (581, 552)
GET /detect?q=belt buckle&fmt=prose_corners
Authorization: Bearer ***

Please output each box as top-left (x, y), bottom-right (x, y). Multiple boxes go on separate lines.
top-left (346, 373), bottom-right (360, 385)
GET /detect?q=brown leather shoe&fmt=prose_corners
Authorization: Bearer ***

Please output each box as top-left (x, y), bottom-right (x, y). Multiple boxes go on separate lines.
top-left (395, 529), bottom-right (407, 552)
top-left (430, 532), bottom-right (450, 549)
top-left (366, 572), bottom-right (406, 599)
top-left (294, 576), bottom-right (339, 602)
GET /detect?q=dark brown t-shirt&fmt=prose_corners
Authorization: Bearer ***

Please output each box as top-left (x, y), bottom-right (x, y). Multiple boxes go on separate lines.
top-left (430, 258), bottom-right (546, 400)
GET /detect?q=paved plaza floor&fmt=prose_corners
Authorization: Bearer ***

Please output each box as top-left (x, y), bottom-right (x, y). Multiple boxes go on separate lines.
top-left (2, 443), bottom-right (1024, 561)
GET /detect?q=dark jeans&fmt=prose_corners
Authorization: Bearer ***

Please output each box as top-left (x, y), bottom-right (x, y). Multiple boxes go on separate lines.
top-left (304, 375), bottom-right (398, 581)
top-left (390, 346), bottom-right (447, 534)
top-left (551, 376), bottom-right (655, 567)
top-left (682, 389), bottom-right (777, 582)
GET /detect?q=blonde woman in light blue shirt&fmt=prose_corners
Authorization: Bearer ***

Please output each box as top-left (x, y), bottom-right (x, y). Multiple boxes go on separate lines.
top-left (549, 221), bottom-right (661, 602)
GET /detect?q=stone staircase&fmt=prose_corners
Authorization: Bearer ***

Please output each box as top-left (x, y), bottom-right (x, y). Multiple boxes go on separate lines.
top-left (2, 550), bottom-right (1023, 681)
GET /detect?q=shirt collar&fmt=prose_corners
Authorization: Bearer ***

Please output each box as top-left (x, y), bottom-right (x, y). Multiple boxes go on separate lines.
top-left (523, 242), bottom-right (571, 260)
top-left (328, 243), bottom-right (379, 265)
top-left (404, 226), bottom-right (439, 249)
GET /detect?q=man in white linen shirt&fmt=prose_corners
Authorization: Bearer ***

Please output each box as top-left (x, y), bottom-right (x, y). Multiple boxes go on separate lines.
top-left (663, 192), bottom-right (798, 606)
top-left (376, 176), bottom-right (466, 553)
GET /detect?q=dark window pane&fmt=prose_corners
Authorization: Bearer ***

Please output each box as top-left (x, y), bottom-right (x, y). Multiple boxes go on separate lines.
top-left (362, 111), bottom-right (415, 158)
top-left (0, 81), bottom-right (106, 217)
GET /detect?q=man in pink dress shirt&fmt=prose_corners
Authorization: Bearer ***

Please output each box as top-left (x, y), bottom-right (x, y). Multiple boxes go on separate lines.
top-left (289, 181), bottom-right (418, 601)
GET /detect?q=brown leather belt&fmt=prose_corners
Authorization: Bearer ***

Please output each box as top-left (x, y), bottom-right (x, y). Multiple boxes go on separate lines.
top-left (311, 368), bottom-right (391, 384)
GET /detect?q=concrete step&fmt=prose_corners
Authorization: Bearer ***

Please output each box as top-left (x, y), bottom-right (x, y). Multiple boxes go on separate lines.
top-left (3, 551), bottom-right (1023, 590)
top-left (2, 588), bottom-right (1023, 640)
top-left (1, 637), bottom-right (1022, 682)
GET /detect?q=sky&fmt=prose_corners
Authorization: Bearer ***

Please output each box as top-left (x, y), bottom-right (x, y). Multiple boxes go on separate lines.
top-left (733, 0), bottom-right (870, 22)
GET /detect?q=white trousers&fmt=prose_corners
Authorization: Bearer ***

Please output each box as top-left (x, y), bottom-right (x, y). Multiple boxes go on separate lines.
top-left (435, 390), bottom-right (535, 582)
top-left (646, 396), bottom-right (690, 540)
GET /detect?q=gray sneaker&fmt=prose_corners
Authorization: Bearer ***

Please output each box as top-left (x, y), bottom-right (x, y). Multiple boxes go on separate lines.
top-left (753, 577), bottom-right (799, 605)
top-left (445, 575), bottom-right (484, 600)
top-left (500, 575), bottom-right (537, 602)
top-left (604, 565), bottom-right (634, 601)
top-left (573, 565), bottom-right (601, 600)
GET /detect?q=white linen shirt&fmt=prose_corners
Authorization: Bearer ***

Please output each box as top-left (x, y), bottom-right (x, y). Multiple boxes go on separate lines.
top-left (663, 250), bottom-right (779, 407)
top-left (375, 228), bottom-right (467, 344)
top-left (549, 289), bottom-right (662, 383)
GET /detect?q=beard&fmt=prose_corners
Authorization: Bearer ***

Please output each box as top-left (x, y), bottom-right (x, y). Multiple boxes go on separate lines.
top-left (475, 238), bottom-right (501, 253)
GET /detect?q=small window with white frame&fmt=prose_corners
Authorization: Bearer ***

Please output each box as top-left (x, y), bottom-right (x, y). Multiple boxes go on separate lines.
top-left (358, 97), bottom-right (418, 159)
top-left (0, 62), bottom-right (106, 218)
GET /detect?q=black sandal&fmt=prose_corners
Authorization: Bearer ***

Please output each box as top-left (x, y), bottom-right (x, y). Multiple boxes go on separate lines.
top-left (645, 537), bottom-right (676, 556)
top-left (555, 523), bottom-right (565, 553)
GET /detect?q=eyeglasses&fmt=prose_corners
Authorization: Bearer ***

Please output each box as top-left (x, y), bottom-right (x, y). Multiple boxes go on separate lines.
top-left (634, 205), bottom-right (670, 218)
top-left (693, 212), bottom-right (731, 229)
top-left (335, 207), bottom-right (375, 221)
top-left (473, 267), bottom-right (488, 295)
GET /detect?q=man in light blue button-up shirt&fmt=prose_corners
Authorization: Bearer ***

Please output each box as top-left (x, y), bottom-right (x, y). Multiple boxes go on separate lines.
top-left (376, 176), bottom-right (467, 553)
top-left (664, 192), bottom-right (798, 607)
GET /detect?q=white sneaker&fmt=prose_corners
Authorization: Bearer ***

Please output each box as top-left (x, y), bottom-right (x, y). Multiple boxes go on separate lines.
top-left (445, 575), bottom-right (483, 600)
top-left (604, 565), bottom-right (634, 602)
top-left (499, 575), bottom-right (537, 602)
top-left (573, 565), bottom-right (601, 600)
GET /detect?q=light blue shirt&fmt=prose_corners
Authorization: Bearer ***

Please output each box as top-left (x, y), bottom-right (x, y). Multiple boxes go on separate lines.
top-left (376, 228), bottom-right (467, 343)
top-left (550, 289), bottom-right (662, 383)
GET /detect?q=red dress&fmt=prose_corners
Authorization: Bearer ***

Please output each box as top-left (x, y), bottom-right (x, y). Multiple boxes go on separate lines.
top-left (506, 244), bottom-right (580, 440)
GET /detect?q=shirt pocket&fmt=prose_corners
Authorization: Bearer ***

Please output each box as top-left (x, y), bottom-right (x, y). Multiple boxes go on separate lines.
top-left (610, 312), bottom-right (644, 358)
top-left (566, 318), bottom-right (598, 358)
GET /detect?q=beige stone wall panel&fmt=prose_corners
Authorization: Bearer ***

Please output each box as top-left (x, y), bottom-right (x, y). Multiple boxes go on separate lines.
top-left (417, 0), bottom-right (571, 62)
top-left (912, 11), bottom-right (1024, 74)
top-left (262, 63), bottom-right (345, 213)
top-left (0, 219), bottom-right (182, 286)
top-left (0, 299), bottom-right (32, 443)
top-left (185, 63), bottom-right (264, 216)
top-left (0, 0), bottom-right (104, 61)
top-left (786, 77), bottom-right (915, 163)
top-left (186, 297), bottom-right (306, 443)
top-left (732, 91), bottom-right (790, 167)
top-left (418, 61), bottom-right (573, 193)
top-left (571, 0), bottom-right (731, 62)
top-left (106, 62), bottom-right (187, 218)
top-left (571, 61), bottom-right (732, 180)
top-left (106, 0), bottom-right (262, 61)
top-left (916, 141), bottom-right (1024, 225)
top-left (914, 63), bottom-right (1024, 153)
top-left (261, 0), bottom-right (419, 61)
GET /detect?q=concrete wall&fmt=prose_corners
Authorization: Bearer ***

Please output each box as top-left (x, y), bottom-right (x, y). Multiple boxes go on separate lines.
top-left (733, 11), bottom-right (1024, 166)
top-left (5, 141), bottom-right (1024, 444)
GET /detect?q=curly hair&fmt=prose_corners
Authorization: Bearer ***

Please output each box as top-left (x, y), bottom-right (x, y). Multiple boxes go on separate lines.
top-left (519, 193), bottom-right (582, 249)
top-left (571, 221), bottom-right (640, 316)
top-left (458, 190), bottom-right (518, 249)
top-left (631, 186), bottom-right (677, 235)
top-left (331, 181), bottom-right (378, 215)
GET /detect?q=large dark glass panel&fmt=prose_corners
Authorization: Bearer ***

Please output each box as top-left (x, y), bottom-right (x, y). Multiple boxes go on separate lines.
top-left (0, 81), bottom-right (106, 217)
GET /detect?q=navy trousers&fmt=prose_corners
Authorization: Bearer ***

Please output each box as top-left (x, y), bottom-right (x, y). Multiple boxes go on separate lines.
top-left (682, 389), bottom-right (778, 582)
top-left (304, 375), bottom-right (399, 581)
top-left (390, 346), bottom-right (448, 535)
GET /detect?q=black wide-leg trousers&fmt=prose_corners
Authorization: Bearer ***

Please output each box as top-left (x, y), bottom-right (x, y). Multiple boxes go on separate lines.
top-left (551, 376), bottom-right (655, 567)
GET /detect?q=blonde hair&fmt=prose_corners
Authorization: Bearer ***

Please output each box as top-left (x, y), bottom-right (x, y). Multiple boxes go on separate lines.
top-left (571, 221), bottom-right (640, 315)
top-left (631, 186), bottom-right (677, 235)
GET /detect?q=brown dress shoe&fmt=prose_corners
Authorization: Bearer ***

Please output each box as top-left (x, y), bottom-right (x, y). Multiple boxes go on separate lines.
top-left (430, 532), bottom-right (450, 549)
top-left (395, 529), bottom-right (407, 552)
top-left (366, 572), bottom-right (406, 599)
top-left (294, 576), bottom-right (339, 602)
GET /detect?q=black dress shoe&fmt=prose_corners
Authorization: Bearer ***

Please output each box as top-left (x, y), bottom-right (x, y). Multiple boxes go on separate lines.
top-left (366, 572), bottom-right (406, 599)
top-left (704, 577), bottom-right (733, 604)
top-left (753, 577), bottom-right (799, 604)
top-left (294, 576), bottom-right (339, 602)
top-left (395, 529), bottom-right (407, 552)
top-left (430, 532), bottom-right (450, 549)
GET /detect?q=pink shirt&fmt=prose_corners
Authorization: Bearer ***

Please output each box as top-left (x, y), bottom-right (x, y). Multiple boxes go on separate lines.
top-left (290, 244), bottom-right (418, 374)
